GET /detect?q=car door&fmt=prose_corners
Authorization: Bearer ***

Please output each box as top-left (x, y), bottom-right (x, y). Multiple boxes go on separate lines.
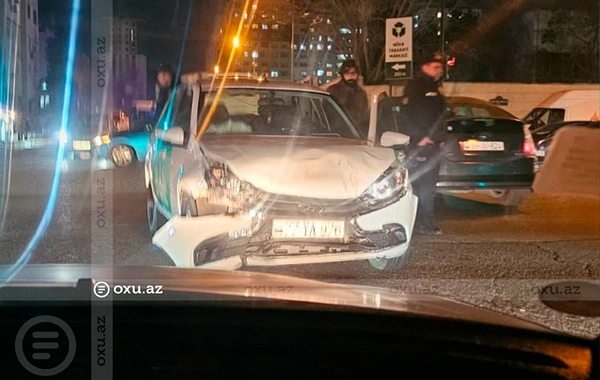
top-left (150, 84), bottom-right (195, 217)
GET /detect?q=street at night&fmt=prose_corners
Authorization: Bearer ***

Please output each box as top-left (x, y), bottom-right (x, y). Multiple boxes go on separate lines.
top-left (2, 145), bottom-right (598, 338)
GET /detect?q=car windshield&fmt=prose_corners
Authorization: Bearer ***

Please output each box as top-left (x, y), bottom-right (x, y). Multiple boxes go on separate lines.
top-left (198, 88), bottom-right (360, 139)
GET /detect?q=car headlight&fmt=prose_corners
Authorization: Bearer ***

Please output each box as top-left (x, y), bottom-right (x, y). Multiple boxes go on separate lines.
top-left (93, 135), bottom-right (110, 146)
top-left (361, 163), bottom-right (408, 207)
top-left (59, 129), bottom-right (68, 144)
top-left (197, 163), bottom-right (262, 214)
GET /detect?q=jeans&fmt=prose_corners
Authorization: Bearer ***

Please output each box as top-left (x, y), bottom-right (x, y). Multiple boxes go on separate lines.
top-left (408, 149), bottom-right (440, 227)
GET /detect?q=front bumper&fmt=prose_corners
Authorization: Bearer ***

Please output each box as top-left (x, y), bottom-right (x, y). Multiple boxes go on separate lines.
top-left (152, 192), bottom-right (418, 270)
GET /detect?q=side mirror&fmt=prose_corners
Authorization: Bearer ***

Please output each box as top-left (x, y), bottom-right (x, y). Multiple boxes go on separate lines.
top-left (381, 131), bottom-right (410, 147)
top-left (158, 127), bottom-right (185, 146)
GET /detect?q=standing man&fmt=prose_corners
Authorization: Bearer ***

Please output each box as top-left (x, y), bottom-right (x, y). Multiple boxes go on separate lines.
top-left (327, 59), bottom-right (369, 138)
top-left (153, 63), bottom-right (177, 124)
top-left (400, 51), bottom-right (447, 235)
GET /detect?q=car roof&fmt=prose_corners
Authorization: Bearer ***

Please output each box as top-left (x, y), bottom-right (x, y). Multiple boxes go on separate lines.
top-left (180, 72), bottom-right (330, 95)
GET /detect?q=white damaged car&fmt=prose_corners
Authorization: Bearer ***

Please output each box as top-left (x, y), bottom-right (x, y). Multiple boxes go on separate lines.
top-left (145, 73), bottom-right (417, 271)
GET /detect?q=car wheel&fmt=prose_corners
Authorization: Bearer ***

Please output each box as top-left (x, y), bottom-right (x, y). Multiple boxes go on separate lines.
top-left (147, 187), bottom-right (166, 234)
top-left (111, 145), bottom-right (135, 167)
top-left (368, 247), bottom-right (411, 271)
top-left (493, 189), bottom-right (532, 207)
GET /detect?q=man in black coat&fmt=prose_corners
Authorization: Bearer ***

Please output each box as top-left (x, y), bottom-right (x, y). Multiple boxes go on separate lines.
top-left (400, 52), bottom-right (448, 235)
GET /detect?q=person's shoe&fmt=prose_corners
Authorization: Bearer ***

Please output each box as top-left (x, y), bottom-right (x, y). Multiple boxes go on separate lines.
top-left (414, 222), bottom-right (442, 236)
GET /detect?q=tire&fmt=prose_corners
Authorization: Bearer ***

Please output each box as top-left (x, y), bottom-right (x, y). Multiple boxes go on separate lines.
top-left (147, 186), bottom-right (166, 234)
top-left (368, 246), bottom-right (411, 271)
top-left (494, 189), bottom-right (532, 207)
top-left (110, 145), bottom-right (135, 167)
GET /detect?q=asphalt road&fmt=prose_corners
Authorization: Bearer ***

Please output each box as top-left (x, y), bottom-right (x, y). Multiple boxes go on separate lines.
top-left (1, 146), bottom-right (599, 339)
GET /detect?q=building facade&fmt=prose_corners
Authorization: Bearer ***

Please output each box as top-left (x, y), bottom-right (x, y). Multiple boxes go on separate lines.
top-left (112, 17), bottom-right (147, 109)
top-left (0, 0), bottom-right (40, 141)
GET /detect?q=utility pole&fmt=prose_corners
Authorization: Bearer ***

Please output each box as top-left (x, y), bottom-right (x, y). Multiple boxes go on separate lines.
top-left (290, 0), bottom-right (295, 81)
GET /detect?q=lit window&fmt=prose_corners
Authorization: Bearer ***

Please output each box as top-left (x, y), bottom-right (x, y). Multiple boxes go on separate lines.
top-left (327, 19), bottom-right (332, 24)
top-left (327, 45), bottom-right (332, 51)
top-left (327, 36), bottom-right (333, 42)
top-left (437, 11), bottom-right (442, 18)
top-left (271, 71), bottom-right (278, 77)
top-left (300, 44), bottom-right (306, 50)
top-left (339, 28), bottom-right (351, 34)
top-left (252, 24), bottom-right (258, 29)
top-left (326, 71), bottom-right (333, 77)
top-left (317, 44), bottom-right (323, 50)
top-left (309, 44), bottom-right (313, 50)
top-left (252, 51), bottom-right (259, 58)
top-left (235, 13), bottom-right (239, 18)
top-left (244, 13), bottom-right (248, 20)
top-left (272, 24), bottom-right (279, 30)
top-left (262, 24), bottom-right (268, 30)
top-left (317, 69), bottom-right (324, 76)
top-left (309, 27), bottom-right (315, 33)
top-left (244, 51), bottom-right (249, 57)
top-left (319, 35), bottom-right (322, 41)
top-left (326, 63), bottom-right (333, 68)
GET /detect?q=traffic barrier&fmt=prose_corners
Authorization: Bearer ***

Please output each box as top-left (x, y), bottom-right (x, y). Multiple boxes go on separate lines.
top-left (533, 127), bottom-right (600, 198)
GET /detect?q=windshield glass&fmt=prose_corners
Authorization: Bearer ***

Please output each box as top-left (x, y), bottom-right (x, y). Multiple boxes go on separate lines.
top-left (199, 89), bottom-right (359, 138)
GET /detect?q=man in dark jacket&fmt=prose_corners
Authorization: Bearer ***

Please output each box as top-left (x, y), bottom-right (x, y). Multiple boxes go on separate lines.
top-left (327, 59), bottom-right (369, 137)
top-left (400, 51), bottom-right (447, 235)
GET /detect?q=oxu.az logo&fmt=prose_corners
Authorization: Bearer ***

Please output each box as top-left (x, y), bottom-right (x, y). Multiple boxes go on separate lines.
top-left (392, 22), bottom-right (406, 38)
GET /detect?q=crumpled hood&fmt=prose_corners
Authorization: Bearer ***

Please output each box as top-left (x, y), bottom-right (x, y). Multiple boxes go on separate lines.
top-left (200, 135), bottom-right (396, 199)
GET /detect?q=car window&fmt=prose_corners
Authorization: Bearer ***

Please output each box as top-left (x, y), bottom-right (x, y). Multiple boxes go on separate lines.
top-left (523, 108), bottom-right (565, 129)
top-left (197, 88), bottom-right (360, 139)
top-left (156, 85), bottom-right (193, 137)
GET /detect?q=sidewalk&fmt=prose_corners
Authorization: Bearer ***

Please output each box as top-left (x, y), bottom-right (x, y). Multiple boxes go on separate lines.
top-left (0, 136), bottom-right (57, 151)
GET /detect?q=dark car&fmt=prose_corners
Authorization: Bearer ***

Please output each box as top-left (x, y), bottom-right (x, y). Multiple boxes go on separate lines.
top-left (376, 96), bottom-right (536, 206)
top-left (530, 120), bottom-right (599, 171)
top-left (61, 117), bottom-right (93, 160)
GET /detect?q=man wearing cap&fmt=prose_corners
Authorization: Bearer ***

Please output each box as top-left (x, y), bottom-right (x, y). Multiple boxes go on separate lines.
top-left (327, 59), bottom-right (369, 137)
top-left (399, 52), bottom-right (447, 235)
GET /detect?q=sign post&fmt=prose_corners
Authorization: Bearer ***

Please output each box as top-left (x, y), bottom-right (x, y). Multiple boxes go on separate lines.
top-left (385, 17), bottom-right (413, 81)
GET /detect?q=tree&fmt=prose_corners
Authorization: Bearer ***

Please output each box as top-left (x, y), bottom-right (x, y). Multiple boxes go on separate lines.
top-left (541, 9), bottom-right (599, 82)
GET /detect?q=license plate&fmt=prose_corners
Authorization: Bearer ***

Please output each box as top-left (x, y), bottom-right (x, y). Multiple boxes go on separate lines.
top-left (73, 140), bottom-right (91, 151)
top-left (535, 149), bottom-right (545, 157)
top-left (272, 219), bottom-right (345, 239)
top-left (461, 140), bottom-right (504, 151)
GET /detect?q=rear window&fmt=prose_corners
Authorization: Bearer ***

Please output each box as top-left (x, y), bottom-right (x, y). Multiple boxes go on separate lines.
top-left (450, 104), bottom-right (514, 119)
top-left (523, 108), bottom-right (565, 129)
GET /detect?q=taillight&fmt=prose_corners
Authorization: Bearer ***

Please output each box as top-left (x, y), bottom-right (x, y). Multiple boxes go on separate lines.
top-left (522, 126), bottom-right (536, 157)
top-left (523, 141), bottom-right (536, 156)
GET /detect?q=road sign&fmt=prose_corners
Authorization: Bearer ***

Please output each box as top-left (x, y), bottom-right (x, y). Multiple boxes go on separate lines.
top-left (385, 17), bottom-right (413, 80)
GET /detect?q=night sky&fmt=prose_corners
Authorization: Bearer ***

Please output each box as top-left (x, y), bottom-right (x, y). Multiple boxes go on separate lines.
top-left (39, 0), bottom-right (219, 79)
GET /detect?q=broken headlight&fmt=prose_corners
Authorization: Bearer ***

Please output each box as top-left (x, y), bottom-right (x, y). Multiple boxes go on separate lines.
top-left (361, 163), bottom-right (408, 207)
top-left (201, 163), bottom-right (262, 213)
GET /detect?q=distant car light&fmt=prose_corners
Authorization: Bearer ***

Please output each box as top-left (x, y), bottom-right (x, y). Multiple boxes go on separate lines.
top-left (59, 129), bottom-right (68, 144)
top-left (93, 135), bottom-right (111, 146)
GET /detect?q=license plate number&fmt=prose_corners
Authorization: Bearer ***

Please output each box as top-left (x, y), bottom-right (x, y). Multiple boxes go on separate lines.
top-left (535, 149), bottom-right (545, 157)
top-left (73, 140), bottom-right (91, 151)
top-left (272, 219), bottom-right (345, 239)
top-left (461, 140), bottom-right (504, 151)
